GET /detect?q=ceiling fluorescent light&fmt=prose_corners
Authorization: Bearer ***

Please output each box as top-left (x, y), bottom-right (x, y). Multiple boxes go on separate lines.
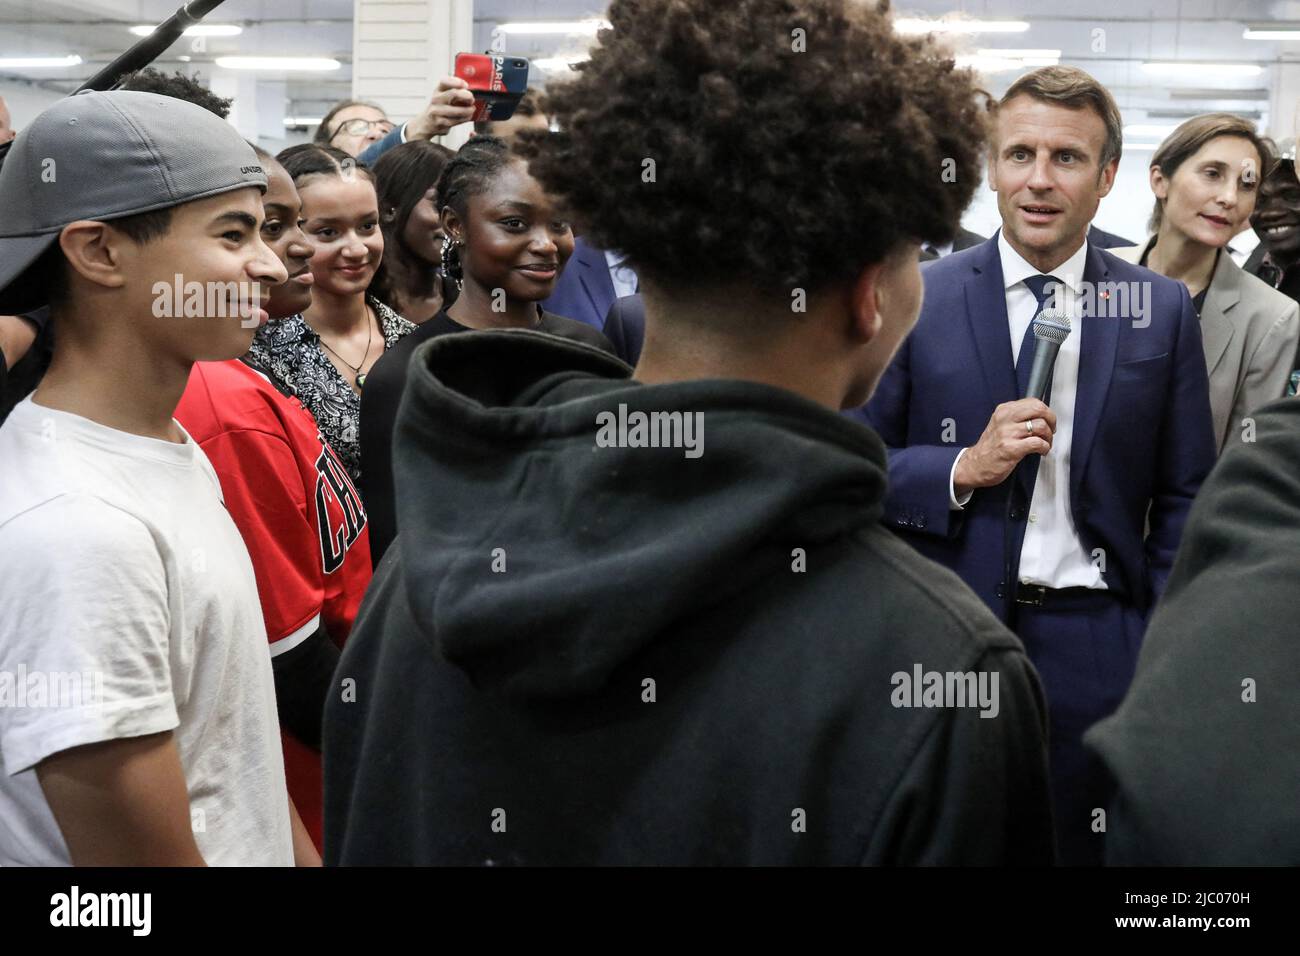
top-left (1146, 108), bottom-right (1261, 121)
top-left (215, 57), bottom-right (341, 72)
top-left (1168, 88), bottom-right (1269, 101)
top-left (533, 55), bottom-right (590, 73)
top-left (1142, 62), bottom-right (1263, 77)
top-left (1243, 24), bottom-right (1300, 40)
top-left (895, 18), bottom-right (1030, 35)
top-left (0, 55), bottom-right (82, 68)
top-left (130, 24), bottom-right (243, 37)
top-left (284, 117), bottom-right (323, 126)
top-left (494, 20), bottom-right (610, 36)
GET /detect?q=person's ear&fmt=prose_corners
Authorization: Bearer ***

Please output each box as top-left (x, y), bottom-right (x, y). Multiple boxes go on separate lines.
top-left (1149, 163), bottom-right (1169, 202)
top-left (440, 206), bottom-right (462, 244)
top-left (848, 261), bottom-right (886, 345)
top-left (1097, 156), bottom-right (1119, 198)
top-left (58, 221), bottom-right (129, 292)
top-left (381, 205), bottom-right (398, 224)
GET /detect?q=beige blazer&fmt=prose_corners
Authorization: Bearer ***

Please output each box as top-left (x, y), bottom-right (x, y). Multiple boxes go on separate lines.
top-left (1107, 238), bottom-right (1300, 454)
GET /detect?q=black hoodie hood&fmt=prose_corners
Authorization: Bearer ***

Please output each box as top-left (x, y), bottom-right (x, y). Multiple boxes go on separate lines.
top-left (389, 329), bottom-right (889, 704)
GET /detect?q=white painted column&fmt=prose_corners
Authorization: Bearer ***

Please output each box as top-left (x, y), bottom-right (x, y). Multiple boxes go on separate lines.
top-left (209, 70), bottom-right (259, 141)
top-left (353, 0), bottom-right (475, 152)
top-left (1268, 61), bottom-right (1300, 142)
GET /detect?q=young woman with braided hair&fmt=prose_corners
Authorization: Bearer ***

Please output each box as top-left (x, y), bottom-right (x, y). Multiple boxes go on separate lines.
top-left (358, 134), bottom-right (616, 565)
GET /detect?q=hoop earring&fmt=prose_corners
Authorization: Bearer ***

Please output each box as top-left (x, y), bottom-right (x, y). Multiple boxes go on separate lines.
top-left (441, 234), bottom-right (464, 289)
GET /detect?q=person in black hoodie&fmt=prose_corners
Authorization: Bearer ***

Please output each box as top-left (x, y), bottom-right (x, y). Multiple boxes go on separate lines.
top-left (325, 0), bottom-right (1054, 865)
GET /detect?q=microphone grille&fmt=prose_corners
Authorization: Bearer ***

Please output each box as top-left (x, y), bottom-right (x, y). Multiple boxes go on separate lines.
top-left (1032, 308), bottom-right (1072, 345)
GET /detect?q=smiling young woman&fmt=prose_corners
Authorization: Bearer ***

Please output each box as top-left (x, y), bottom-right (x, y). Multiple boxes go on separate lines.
top-left (245, 144), bottom-right (416, 490)
top-left (357, 135), bottom-right (619, 565)
top-left (1109, 114), bottom-right (1300, 454)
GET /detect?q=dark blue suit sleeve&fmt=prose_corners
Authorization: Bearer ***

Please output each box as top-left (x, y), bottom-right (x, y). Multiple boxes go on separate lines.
top-left (1144, 286), bottom-right (1216, 604)
top-left (864, 335), bottom-right (966, 539)
top-left (358, 125), bottom-right (406, 167)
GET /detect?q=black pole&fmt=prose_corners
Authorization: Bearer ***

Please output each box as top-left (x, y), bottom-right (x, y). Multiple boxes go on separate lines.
top-left (0, 0), bottom-right (229, 167)
top-left (76, 0), bottom-right (230, 93)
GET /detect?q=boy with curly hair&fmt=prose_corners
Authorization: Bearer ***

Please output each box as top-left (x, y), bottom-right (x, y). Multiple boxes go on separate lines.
top-left (325, 0), bottom-right (1054, 865)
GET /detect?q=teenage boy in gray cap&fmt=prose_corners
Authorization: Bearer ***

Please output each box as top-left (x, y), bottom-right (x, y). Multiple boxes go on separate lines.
top-left (0, 90), bottom-right (317, 865)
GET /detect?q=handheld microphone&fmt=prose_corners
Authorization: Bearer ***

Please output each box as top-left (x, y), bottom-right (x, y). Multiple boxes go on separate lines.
top-left (1023, 307), bottom-right (1072, 401)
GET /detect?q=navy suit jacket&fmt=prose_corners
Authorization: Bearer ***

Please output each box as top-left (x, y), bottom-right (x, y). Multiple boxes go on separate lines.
top-left (542, 237), bottom-right (616, 330)
top-left (1087, 225), bottom-right (1136, 249)
top-left (602, 293), bottom-right (645, 366)
top-left (860, 236), bottom-right (1216, 622)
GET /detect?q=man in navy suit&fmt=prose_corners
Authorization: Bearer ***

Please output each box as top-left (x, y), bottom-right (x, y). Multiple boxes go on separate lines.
top-left (863, 66), bottom-right (1216, 865)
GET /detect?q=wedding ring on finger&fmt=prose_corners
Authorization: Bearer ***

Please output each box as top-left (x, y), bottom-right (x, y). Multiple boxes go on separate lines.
top-left (1025, 419), bottom-right (1034, 435)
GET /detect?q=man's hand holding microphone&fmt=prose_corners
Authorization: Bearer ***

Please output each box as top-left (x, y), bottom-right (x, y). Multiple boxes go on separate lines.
top-left (953, 301), bottom-right (1072, 499)
top-left (953, 400), bottom-right (1056, 498)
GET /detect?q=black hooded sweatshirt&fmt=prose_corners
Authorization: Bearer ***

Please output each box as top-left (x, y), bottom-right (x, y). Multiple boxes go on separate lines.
top-left (324, 330), bottom-right (1054, 865)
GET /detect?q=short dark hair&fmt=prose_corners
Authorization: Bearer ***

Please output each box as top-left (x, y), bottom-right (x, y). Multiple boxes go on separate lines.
top-left (29, 208), bottom-right (173, 313)
top-left (515, 0), bottom-right (988, 295)
top-left (371, 140), bottom-right (455, 302)
top-left (999, 66), bottom-right (1123, 172)
top-left (314, 100), bottom-right (388, 145)
top-left (117, 68), bottom-right (232, 119)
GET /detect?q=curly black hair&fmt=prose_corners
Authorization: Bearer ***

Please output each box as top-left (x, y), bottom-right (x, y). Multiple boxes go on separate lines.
top-left (515, 0), bottom-right (989, 294)
top-left (117, 68), bottom-right (232, 119)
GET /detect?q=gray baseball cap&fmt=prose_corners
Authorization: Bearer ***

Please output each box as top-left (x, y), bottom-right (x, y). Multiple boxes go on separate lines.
top-left (0, 89), bottom-right (268, 314)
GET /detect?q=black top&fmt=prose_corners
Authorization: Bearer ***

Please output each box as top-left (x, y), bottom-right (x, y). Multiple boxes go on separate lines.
top-left (244, 296), bottom-right (416, 487)
top-left (1139, 246), bottom-right (1212, 317)
top-left (1190, 286), bottom-right (1209, 316)
top-left (325, 329), bottom-right (1053, 864)
top-left (358, 305), bottom-right (619, 565)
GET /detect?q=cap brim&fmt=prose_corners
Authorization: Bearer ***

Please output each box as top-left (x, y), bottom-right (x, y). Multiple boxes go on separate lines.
top-left (0, 232), bottom-right (60, 315)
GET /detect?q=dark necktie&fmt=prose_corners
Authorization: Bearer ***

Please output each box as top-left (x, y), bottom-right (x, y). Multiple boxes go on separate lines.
top-left (1016, 274), bottom-right (1062, 405)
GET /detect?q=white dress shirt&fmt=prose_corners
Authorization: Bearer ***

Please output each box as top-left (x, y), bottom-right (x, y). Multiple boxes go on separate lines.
top-left (950, 232), bottom-right (1105, 590)
top-left (604, 249), bottom-right (640, 298)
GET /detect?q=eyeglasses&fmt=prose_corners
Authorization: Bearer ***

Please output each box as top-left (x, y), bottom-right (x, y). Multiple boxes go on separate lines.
top-left (330, 118), bottom-right (394, 139)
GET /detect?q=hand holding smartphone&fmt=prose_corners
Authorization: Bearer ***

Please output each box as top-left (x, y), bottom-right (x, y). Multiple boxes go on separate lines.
top-left (453, 53), bottom-right (530, 122)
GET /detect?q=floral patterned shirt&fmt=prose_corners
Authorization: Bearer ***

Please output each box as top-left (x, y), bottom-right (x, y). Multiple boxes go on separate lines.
top-left (245, 295), bottom-right (415, 488)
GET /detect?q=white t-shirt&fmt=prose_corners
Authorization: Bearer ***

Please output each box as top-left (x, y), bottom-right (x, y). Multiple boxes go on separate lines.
top-left (0, 397), bottom-right (293, 866)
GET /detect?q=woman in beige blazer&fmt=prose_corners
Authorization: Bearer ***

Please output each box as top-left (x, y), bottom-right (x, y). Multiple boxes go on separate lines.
top-left (1109, 113), bottom-right (1300, 455)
